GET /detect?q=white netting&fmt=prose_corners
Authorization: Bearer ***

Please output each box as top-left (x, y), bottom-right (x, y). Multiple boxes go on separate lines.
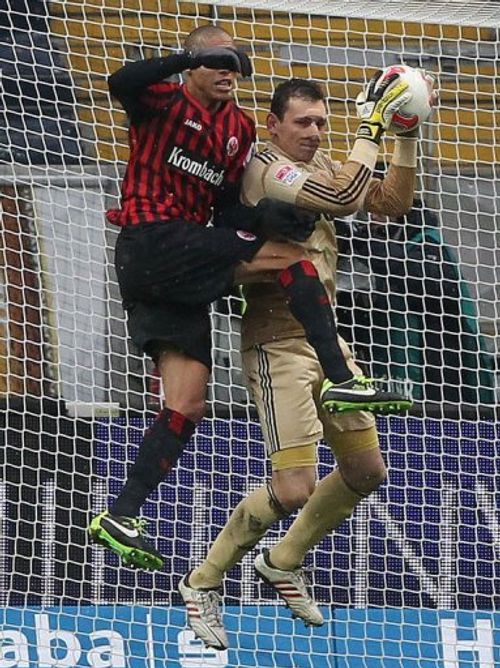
top-left (199, 0), bottom-right (500, 27)
top-left (0, 1), bottom-right (498, 666)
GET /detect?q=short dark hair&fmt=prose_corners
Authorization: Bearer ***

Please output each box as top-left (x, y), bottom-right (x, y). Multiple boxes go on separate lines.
top-left (271, 79), bottom-right (325, 119)
top-left (184, 25), bottom-right (231, 51)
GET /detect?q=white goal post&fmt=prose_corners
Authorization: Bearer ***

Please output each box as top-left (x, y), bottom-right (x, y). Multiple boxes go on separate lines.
top-left (0, 1), bottom-right (499, 667)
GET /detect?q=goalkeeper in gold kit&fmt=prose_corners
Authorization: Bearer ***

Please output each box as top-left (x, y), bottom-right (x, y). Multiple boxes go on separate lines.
top-left (179, 72), bottom-right (436, 650)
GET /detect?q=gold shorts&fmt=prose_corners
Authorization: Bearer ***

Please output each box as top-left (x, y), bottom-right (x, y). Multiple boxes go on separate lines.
top-left (242, 336), bottom-right (376, 458)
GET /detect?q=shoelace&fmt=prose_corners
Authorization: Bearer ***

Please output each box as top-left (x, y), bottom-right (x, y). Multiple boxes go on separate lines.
top-left (352, 374), bottom-right (375, 388)
top-left (198, 590), bottom-right (223, 625)
top-left (324, 375), bottom-right (376, 392)
top-left (123, 518), bottom-right (148, 535)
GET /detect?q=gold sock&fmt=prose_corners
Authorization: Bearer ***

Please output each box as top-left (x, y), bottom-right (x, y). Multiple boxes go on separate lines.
top-left (269, 469), bottom-right (362, 571)
top-left (189, 485), bottom-right (284, 589)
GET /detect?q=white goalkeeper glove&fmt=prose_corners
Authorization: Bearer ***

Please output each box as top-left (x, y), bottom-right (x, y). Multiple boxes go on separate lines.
top-left (355, 69), bottom-right (413, 144)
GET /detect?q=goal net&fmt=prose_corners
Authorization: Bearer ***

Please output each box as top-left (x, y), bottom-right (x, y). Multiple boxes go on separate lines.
top-left (0, 0), bottom-right (498, 665)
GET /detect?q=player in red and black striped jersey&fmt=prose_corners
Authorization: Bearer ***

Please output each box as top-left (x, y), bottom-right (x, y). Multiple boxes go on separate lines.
top-left (89, 26), bottom-right (414, 577)
top-left (90, 25), bottom-right (316, 571)
top-left (105, 44), bottom-right (255, 227)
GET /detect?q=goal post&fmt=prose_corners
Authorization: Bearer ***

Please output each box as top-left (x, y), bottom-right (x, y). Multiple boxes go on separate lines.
top-left (0, 1), bottom-right (499, 666)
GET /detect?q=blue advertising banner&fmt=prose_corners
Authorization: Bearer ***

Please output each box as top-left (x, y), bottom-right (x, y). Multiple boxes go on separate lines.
top-left (0, 416), bottom-right (498, 667)
top-left (92, 416), bottom-right (499, 609)
top-left (0, 605), bottom-right (499, 667)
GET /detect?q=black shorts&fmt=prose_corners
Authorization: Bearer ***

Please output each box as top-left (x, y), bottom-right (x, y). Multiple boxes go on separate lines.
top-left (125, 300), bottom-right (212, 369)
top-left (115, 220), bottom-right (265, 368)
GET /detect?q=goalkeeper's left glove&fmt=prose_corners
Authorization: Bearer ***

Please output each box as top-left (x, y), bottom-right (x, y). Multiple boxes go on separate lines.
top-left (355, 70), bottom-right (412, 144)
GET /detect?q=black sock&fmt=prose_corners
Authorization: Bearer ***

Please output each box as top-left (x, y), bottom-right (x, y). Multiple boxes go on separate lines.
top-left (112, 407), bottom-right (196, 517)
top-left (278, 260), bottom-right (352, 384)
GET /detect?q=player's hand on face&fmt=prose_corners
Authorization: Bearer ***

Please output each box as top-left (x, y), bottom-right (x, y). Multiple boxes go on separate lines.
top-left (186, 47), bottom-right (253, 77)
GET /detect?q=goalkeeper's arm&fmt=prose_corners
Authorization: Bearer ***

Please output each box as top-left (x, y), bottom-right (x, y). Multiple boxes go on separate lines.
top-left (239, 71), bottom-right (414, 221)
top-left (359, 68), bottom-right (437, 217)
top-left (363, 137), bottom-right (418, 218)
top-left (288, 73), bottom-right (413, 217)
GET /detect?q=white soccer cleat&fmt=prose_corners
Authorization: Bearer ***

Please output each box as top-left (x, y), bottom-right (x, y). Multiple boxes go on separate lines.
top-left (178, 573), bottom-right (228, 651)
top-left (254, 549), bottom-right (324, 627)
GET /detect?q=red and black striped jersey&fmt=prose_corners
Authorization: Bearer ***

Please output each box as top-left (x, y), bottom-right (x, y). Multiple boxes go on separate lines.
top-left (107, 82), bottom-right (255, 227)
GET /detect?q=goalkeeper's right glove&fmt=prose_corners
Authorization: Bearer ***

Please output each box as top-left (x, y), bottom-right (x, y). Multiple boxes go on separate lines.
top-left (183, 46), bottom-right (252, 77)
top-left (355, 70), bottom-right (412, 144)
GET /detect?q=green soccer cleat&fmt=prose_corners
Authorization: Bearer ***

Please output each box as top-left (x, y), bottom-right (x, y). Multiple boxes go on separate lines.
top-left (320, 375), bottom-right (413, 415)
top-left (88, 511), bottom-right (164, 571)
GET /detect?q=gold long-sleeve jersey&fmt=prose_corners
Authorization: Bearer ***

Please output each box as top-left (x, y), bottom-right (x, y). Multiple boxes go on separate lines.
top-left (240, 139), bottom-right (416, 350)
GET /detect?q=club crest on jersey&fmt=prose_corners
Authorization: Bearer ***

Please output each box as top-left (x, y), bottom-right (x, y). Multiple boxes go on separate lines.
top-left (184, 118), bottom-right (202, 131)
top-left (236, 230), bottom-right (257, 241)
top-left (226, 136), bottom-right (239, 157)
top-left (274, 164), bottom-right (303, 186)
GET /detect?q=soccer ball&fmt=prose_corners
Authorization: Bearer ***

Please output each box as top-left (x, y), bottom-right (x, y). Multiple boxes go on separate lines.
top-left (381, 65), bottom-right (433, 133)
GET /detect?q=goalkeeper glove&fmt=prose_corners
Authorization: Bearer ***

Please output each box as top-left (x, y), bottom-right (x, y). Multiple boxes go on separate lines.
top-left (355, 70), bottom-right (412, 144)
top-left (183, 47), bottom-right (252, 77)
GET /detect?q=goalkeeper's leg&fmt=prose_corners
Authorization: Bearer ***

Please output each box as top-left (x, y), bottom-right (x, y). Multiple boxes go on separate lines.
top-left (251, 454), bottom-right (324, 627)
top-left (180, 444), bottom-right (329, 651)
top-left (263, 427), bottom-right (385, 573)
top-left (182, 383), bottom-right (385, 643)
top-left (179, 482), bottom-right (288, 650)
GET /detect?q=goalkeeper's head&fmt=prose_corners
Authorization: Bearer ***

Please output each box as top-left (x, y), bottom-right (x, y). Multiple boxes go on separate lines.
top-left (267, 78), bottom-right (327, 163)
